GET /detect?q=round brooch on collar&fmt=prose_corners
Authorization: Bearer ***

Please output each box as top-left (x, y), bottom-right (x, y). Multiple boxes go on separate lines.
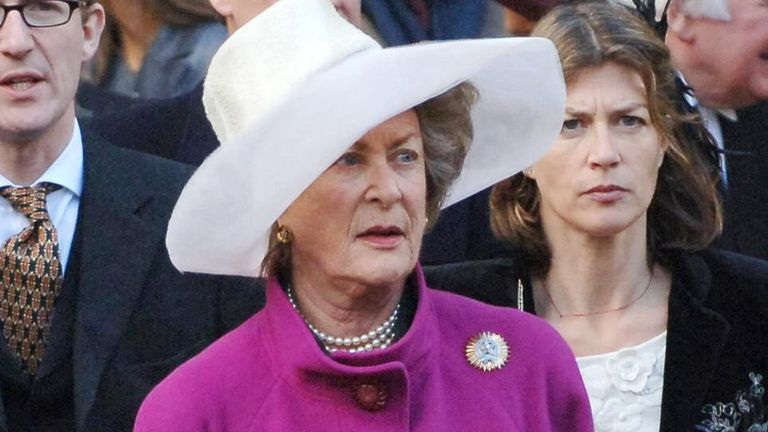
top-left (465, 332), bottom-right (509, 372)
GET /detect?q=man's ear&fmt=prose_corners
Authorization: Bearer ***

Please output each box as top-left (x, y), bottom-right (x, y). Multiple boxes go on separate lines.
top-left (81, 3), bottom-right (106, 62)
top-left (666, 0), bottom-right (695, 43)
top-left (209, 0), bottom-right (234, 17)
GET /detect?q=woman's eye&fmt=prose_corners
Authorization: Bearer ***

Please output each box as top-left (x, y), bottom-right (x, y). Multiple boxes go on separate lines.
top-left (619, 116), bottom-right (645, 127)
top-left (335, 152), bottom-right (360, 166)
top-left (395, 150), bottom-right (419, 164)
top-left (561, 119), bottom-right (581, 132)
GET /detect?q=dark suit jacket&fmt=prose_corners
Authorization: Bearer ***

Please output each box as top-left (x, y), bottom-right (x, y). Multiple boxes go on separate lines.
top-left (425, 248), bottom-right (768, 431)
top-left (719, 101), bottom-right (768, 260)
top-left (85, 84), bottom-right (217, 166)
top-left (0, 130), bottom-right (265, 431)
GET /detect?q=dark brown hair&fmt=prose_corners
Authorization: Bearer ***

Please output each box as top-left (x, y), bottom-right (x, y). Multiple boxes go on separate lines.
top-left (490, 1), bottom-right (722, 274)
top-left (261, 83), bottom-right (478, 278)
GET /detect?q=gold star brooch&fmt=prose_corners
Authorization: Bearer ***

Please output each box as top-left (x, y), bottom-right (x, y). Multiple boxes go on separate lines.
top-left (465, 332), bottom-right (509, 372)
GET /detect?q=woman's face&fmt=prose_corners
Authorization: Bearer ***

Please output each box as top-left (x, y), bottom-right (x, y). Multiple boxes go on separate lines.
top-left (280, 110), bottom-right (427, 289)
top-left (530, 63), bottom-right (666, 239)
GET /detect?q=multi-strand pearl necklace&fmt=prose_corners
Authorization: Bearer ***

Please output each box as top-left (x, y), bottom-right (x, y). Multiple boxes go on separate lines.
top-left (286, 288), bottom-right (400, 353)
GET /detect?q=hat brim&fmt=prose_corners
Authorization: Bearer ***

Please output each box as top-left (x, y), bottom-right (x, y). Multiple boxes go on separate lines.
top-left (167, 37), bottom-right (565, 277)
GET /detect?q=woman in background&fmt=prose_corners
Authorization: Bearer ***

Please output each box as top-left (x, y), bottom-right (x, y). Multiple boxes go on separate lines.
top-left (428, 3), bottom-right (768, 431)
top-left (87, 0), bottom-right (226, 99)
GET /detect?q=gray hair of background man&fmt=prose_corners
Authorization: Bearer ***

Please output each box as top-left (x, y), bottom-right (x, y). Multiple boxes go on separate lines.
top-left (675, 0), bottom-right (730, 20)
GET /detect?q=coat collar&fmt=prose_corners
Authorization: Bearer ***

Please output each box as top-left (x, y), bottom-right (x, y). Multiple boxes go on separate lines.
top-left (659, 251), bottom-right (730, 431)
top-left (260, 265), bottom-right (438, 395)
top-left (71, 130), bottom-right (167, 430)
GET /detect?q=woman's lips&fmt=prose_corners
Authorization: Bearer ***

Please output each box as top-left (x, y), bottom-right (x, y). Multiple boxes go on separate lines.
top-left (357, 225), bottom-right (405, 248)
top-left (583, 185), bottom-right (628, 203)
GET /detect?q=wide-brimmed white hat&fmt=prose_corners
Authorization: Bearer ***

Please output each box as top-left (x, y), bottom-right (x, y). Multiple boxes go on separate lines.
top-left (166, 0), bottom-right (565, 277)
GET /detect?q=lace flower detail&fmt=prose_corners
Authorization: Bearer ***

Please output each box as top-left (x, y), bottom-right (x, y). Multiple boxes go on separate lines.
top-left (606, 349), bottom-right (657, 393)
top-left (595, 398), bottom-right (645, 431)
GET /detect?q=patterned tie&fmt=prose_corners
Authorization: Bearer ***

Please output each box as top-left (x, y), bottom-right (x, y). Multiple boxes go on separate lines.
top-left (0, 183), bottom-right (63, 377)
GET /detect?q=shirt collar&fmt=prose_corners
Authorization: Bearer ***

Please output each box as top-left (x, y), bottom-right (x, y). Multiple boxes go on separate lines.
top-left (0, 120), bottom-right (84, 196)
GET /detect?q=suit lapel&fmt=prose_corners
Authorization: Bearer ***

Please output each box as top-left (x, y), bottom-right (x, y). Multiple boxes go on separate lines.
top-left (71, 132), bottom-right (165, 429)
top-left (660, 254), bottom-right (730, 431)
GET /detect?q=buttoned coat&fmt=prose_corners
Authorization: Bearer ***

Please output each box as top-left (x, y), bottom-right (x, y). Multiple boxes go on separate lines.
top-left (0, 130), bottom-right (264, 431)
top-left (425, 248), bottom-right (768, 431)
top-left (134, 266), bottom-right (593, 431)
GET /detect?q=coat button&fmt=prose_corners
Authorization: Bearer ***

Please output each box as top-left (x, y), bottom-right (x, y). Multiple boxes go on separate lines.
top-left (353, 382), bottom-right (387, 411)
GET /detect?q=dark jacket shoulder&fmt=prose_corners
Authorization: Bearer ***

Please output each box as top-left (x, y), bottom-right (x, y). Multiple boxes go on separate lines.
top-left (424, 258), bottom-right (523, 308)
top-left (83, 85), bottom-right (217, 166)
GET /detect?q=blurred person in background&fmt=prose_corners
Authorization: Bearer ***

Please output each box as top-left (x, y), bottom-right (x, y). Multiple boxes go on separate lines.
top-left (665, 0), bottom-right (768, 260)
top-left (86, 0), bottom-right (226, 99)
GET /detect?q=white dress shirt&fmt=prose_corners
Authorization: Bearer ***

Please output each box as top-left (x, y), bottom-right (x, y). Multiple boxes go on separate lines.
top-left (0, 121), bottom-right (84, 274)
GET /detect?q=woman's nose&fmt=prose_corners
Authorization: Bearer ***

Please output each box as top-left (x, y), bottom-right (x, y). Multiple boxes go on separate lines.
top-left (364, 164), bottom-right (403, 207)
top-left (586, 124), bottom-right (621, 168)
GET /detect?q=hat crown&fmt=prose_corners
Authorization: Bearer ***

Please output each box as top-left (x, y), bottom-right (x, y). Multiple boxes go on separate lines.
top-left (203, 0), bottom-right (380, 145)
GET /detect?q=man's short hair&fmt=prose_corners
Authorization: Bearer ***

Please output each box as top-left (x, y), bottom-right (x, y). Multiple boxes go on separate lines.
top-left (676, 0), bottom-right (731, 20)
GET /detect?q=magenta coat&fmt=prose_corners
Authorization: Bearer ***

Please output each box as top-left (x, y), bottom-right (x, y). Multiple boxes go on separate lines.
top-left (134, 266), bottom-right (592, 431)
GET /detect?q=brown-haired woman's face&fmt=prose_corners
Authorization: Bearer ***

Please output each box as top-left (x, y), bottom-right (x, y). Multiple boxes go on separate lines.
top-left (279, 110), bottom-right (427, 288)
top-left (529, 63), bottom-right (666, 239)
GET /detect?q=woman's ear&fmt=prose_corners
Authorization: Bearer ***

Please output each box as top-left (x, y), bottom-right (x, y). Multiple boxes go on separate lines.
top-left (657, 141), bottom-right (668, 168)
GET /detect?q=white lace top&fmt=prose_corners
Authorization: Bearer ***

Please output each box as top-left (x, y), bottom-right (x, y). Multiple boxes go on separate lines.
top-left (577, 332), bottom-right (667, 432)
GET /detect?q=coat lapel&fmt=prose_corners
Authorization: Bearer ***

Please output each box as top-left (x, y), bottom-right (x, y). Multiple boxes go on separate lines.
top-left (72, 132), bottom-right (166, 430)
top-left (660, 253), bottom-right (730, 431)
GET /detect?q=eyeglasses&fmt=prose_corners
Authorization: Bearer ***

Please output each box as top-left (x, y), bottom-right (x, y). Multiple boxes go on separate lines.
top-left (0, 1), bottom-right (84, 28)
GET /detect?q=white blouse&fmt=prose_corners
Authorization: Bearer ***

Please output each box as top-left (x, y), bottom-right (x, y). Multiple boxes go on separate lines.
top-left (577, 332), bottom-right (667, 432)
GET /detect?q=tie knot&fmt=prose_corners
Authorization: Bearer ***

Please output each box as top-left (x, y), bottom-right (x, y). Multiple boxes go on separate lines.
top-left (0, 183), bottom-right (61, 222)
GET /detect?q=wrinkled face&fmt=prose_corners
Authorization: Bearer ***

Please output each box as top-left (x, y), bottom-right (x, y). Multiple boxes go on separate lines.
top-left (280, 110), bottom-right (427, 289)
top-left (530, 63), bottom-right (666, 239)
top-left (0, 1), bottom-right (103, 144)
top-left (675, 0), bottom-right (768, 108)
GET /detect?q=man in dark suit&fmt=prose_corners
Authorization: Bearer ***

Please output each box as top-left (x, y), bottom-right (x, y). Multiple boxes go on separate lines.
top-left (0, 1), bottom-right (262, 430)
top-left (666, 0), bottom-right (768, 259)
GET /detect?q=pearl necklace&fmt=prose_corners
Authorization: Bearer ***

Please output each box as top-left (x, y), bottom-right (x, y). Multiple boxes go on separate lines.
top-left (286, 288), bottom-right (401, 353)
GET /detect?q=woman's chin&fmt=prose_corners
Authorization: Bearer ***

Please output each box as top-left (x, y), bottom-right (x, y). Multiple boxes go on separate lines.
top-left (346, 253), bottom-right (418, 288)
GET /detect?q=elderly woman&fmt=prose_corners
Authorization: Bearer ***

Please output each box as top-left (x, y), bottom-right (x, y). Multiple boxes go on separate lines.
top-left (132, 0), bottom-right (592, 430)
top-left (427, 3), bottom-right (768, 432)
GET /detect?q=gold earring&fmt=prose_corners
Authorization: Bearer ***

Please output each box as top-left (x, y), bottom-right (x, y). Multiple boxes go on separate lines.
top-left (276, 225), bottom-right (293, 244)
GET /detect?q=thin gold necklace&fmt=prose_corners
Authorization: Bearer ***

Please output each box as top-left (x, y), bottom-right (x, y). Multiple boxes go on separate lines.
top-left (543, 268), bottom-right (654, 319)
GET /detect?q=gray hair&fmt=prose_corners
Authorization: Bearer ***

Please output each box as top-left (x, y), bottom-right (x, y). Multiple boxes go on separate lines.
top-left (675, 0), bottom-right (731, 20)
